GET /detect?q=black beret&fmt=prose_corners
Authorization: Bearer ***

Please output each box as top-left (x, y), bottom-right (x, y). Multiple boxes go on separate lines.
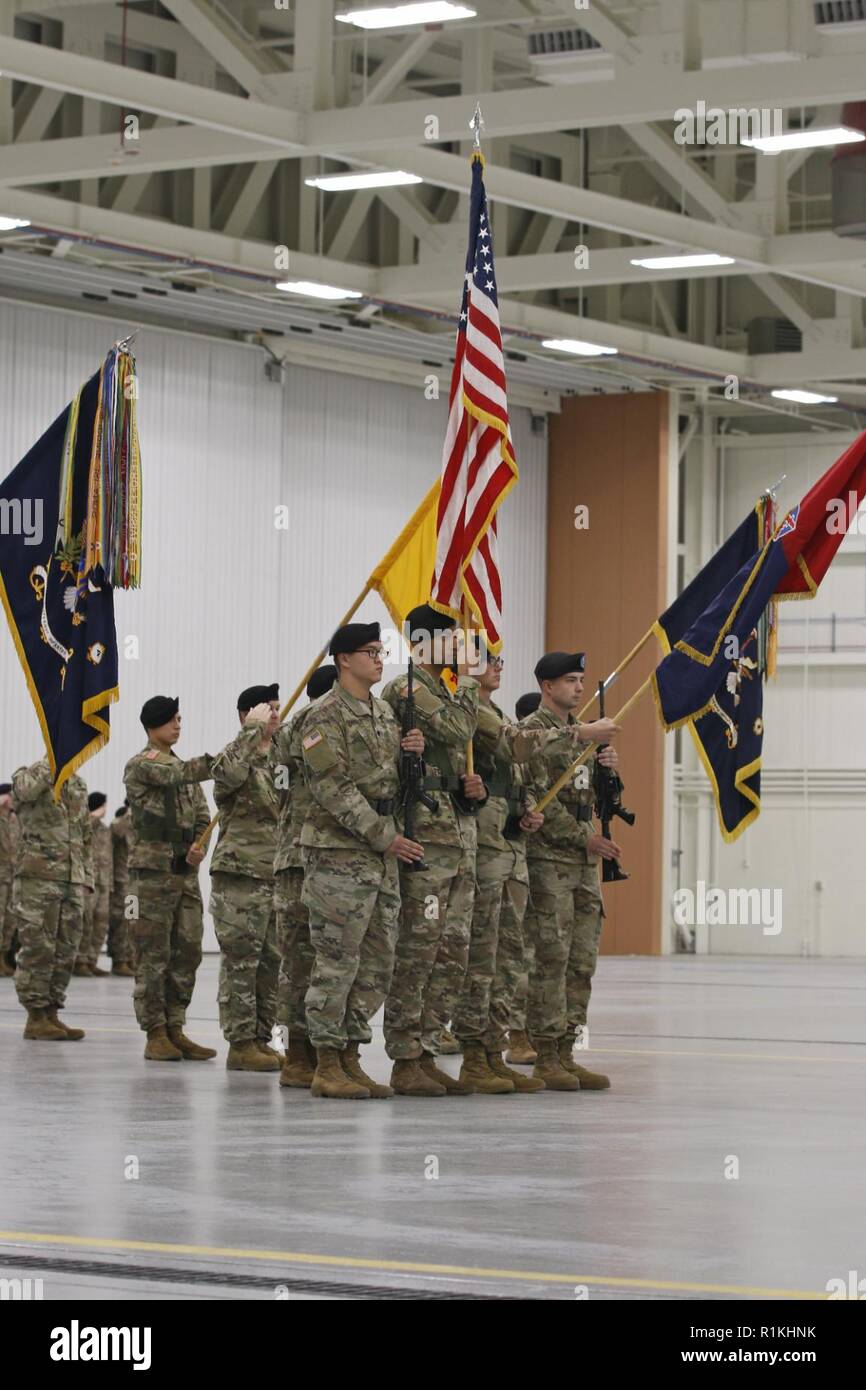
top-left (140, 695), bottom-right (179, 729)
top-left (237, 683), bottom-right (280, 713)
top-left (88, 792), bottom-right (107, 812)
top-left (329, 621), bottom-right (380, 656)
top-left (405, 603), bottom-right (456, 642)
top-left (515, 692), bottom-right (541, 721)
top-left (114, 802), bottom-right (129, 818)
top-left (306, 664), bottom-right (338, 700)
top-left (534, 651), bottom-right (586, 683)
top-left (0, 783), bottom-right (11, 795)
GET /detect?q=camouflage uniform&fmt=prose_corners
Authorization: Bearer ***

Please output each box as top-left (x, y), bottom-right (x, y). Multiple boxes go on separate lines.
top-left (10, 760), bottom-right (93, 1011)
top-left (77, 819), bottom-right (112, 967)
top-left (108, 813), bottom-right (133, 966)
top-left (452, 702), bottom-right (535, 1052)
top-left (270, 705), bottom-right (320, 1041)
top-left (524, 706), bottom-right (603, 1043)
top-left (123, 747), bottom-right (211, 1033)
top-left (381, 669), bottom-right (479, 1060)
top-left (299, 683), bottom-right (402, 1050)
top-left (0, 807), bottom-right (21, 967)
top-left (210, 723), bottom-right (280, 1045)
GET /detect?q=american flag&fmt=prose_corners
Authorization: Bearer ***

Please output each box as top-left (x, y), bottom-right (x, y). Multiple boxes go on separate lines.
top-left (429, 152), bottom-right (518, 653)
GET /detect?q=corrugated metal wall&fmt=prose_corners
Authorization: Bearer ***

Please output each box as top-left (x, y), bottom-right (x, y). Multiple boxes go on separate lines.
top-left (0, 299), bottom-right (548, 946)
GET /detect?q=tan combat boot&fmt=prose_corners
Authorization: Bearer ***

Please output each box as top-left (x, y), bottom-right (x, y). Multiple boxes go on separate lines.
top-left (167, 1027), bottom-right (216, 1060)
top-left (487, 1050), bottom-right (545, 1093)
top-left (390, 1057), bottom-right (446, 1097)
top-left (559, 1036), bottom-right (610, 1090)
top-left (341, 1041), bottom-right (393, 1098)
top-left (505, 1029), bottom-right (537, 1065)
top-left (439, 1028), bottom-right (461, 1055)
top-left (23, 1007), bottom-right (67, 1040)
top-left (45, 1009), bottom-right (85, 1040)
top-left (111, 962), bottom-right (135, 977)
top-left (421, 1052), bottom-right (475, 1095)
top-left (532, 1038), bottom-right (580, 1092)
top-left (227, 1039), bottom-right (279, 1072)
top-left (457, 1040), bottom-right (512, 1094)
top-left (144, 1026), bottom-right (182, 1061)
top-left (279, 1035), bottom-right (314, 1088)
top-left (256, 1039), bottom-right (283, 1064)
top-left (72, 961), bottom-right (91, 978)
top-left (310, 1047), bottom-right (369, 1099)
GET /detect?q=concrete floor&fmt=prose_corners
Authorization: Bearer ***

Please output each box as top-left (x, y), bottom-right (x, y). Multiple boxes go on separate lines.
top-left (1, 954), bottom-right (864, 1301)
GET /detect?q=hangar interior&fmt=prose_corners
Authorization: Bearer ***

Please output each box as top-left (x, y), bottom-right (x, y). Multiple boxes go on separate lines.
top-left (0, 0), bottom-right (864, 1304)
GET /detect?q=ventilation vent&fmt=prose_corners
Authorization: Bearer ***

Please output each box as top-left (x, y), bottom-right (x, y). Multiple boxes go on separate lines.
top-left (814, 1), bottom-right (866, 26)
top-left (528, 27), bottom-right (602, 56)
top-left (747, 317), bottom-right (803, 355)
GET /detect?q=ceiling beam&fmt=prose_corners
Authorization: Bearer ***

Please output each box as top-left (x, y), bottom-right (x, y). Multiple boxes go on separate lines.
top-left (0, 126), bottom-right (279, 186)
top-left (158, 0), bottom-right (285, 98)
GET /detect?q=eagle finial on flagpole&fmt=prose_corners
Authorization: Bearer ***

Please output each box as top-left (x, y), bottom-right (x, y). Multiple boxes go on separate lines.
top-left (469, 101), bottom-right (484, 149)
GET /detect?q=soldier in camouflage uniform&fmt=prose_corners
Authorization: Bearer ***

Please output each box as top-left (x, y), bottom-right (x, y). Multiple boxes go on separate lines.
top-left (300, 621), bottom-right (425, 1100)
top-left (10, 758), bottom-right (92, 1039)
top-left (108, 804), bottom-right (134, 976)
top-left (452, 650), bottom-right (546, 1094)
top-left (505, 691), bottom-right (541, 1065)
top-left (74, 793), bottom-right (112, 976)
top-left (210, 684), bottom-right (282, 1074)
top-left (124, 695), bottom-right (215, 1063)
top-left (0, 783), bottom-right (20, 976)
top-left (381, 604), bottom-right (486, 1098)
top-left (270, 663), bottom-right (337, 1089)
top-left (524, 651), bottom-right (622, 1091)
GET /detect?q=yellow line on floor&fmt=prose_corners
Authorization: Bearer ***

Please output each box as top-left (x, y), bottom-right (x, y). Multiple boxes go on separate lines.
top-left (0, 1230), bottom-right (827, 1299)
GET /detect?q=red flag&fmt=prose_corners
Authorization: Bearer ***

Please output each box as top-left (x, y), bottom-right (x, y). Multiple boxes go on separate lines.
top-left (775, 429), bottom-right (866, 597)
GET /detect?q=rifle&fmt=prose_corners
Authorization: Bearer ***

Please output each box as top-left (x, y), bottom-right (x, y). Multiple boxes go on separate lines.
top-left (401, 657), bottom-right (438, 871)
top-left (593, 678), bottom-right (636, 883)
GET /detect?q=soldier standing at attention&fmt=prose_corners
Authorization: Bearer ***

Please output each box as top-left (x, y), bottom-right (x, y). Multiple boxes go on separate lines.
top-left (300, 622), bottom-right (425, 1100)
top-left (452, 647), bottom-right (546, 1094)
top-left (381, 604), bottom-right (486, 1098)
top-left (10, 759), bottom-right (91, 1040)
top-left (505, 690), bottom-right (543, 1065)
top-left (0, 783), bottom-right (20, 977)
top-left (270, 664), bottom-right (337, 1090)
top-left (74, 792), bottom-right (112, 977)
top-left (210, 685), bottom-right (283, 1074)
top-left (108, 803), bottom-right (135, 977)
top-left (524, 652), bottom-right (622, 1091)
top-left (124, 696), bottom-right (215, 1063)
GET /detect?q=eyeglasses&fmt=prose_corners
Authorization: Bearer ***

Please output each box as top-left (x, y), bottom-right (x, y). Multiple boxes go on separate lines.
top-left (356, 647), bottom-right (385, 660)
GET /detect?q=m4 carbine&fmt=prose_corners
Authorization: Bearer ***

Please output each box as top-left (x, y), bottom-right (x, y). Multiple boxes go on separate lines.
top-left (593, 679), bottom-right (635, 883)
top-left (401, 657), bottom-right (438, 871)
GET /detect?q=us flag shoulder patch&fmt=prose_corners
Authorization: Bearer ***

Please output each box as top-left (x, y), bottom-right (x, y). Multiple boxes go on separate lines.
top-left (303, 731), bottom-right (323, 751)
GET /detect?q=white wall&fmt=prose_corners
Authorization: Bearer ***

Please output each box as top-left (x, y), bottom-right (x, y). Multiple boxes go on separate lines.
top-left (0, 299), bottom-right (548, 948)
top-left (675, 425), bottom-right (866, 957)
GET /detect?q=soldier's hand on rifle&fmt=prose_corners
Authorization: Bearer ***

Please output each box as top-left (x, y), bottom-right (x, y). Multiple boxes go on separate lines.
top-left (460, 772), bottom-right (486, 800)
top-left (520, 809), bottom-right (544, 833)
top-left (597, 745), bottom-right (619, 769)
top-left (586, 833), bottom-right (622, 861)
top-left (401, 728), bottom-right (425, 755)
top-left (387, 834), bottom-right (425, 864)
top-left (578, 718), bottom-right (620, 743)
top-left (244, 702), bottom-right (273, 727)
top-left (186, 846), bottom-right (206, 868)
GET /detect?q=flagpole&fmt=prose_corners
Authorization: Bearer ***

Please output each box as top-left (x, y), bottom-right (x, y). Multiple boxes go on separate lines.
top-left (461, 101), bottom-right (486, 781)
top-left (535, 676), bottom-right (652, 814)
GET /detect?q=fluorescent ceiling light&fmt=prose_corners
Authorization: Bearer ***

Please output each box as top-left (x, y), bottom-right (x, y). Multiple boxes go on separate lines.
top-left (305, 171), bottom-right (422, 192)
top-left (771, 389), bottom-right (838, 405)
top-left (630, 253), bottom-right (735, 270)
top-left (275, 280), bottom-right (364, 301)
top-left (542, 337), bottom-right (618, 357)
top-left (0, 216), bottom-right (30, 231)
top-left (336, 3), bottom-right (476, 29)
top-left (743, 126), bottom-right (865, 154)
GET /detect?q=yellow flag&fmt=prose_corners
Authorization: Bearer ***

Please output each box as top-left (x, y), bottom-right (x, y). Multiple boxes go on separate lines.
top-left (368, 480), bottom-right (439, 628)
